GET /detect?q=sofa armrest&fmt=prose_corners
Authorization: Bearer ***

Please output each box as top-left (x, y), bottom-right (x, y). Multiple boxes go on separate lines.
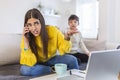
top-left (106, 42), bottom-right (119, 50)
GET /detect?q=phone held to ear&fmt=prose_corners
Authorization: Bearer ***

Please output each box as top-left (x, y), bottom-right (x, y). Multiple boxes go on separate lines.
top-left (24, 24), bottom-right (30, 38)
top-left (25, 32), bottom-right (30, 38)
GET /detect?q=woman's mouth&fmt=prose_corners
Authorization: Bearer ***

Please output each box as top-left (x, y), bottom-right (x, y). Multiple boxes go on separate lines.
top-left (33, 30), bottom-right (38, 34)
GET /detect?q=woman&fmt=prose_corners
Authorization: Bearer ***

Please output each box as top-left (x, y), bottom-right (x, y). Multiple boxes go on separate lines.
top-left (20, 8), bottom-right (79, 76)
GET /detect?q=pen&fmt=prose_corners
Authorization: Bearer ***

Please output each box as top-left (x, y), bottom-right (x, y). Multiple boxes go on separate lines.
top-left (70, 70), bottom-right (72, 75)
top-left (79, 71), bottom-right (86, 74)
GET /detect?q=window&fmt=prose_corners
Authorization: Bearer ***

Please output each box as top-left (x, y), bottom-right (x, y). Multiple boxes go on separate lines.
top-left (76, 0), bottom-right (99, 39)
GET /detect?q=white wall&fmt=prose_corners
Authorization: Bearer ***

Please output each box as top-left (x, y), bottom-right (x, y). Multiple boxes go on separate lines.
top-left (0, 0), bottom-right (37, 34)
top-left (0, 0), bottom-right (75, 34)
top-left (115, 0), bottom-right (120, 42)
top-left (1, 0), bottom-right (120, 43)
top-left (98, 0), bottom-right (108, 41)
top-left (99, 0), bottom-right (120, 43)
top-left (39, 0), bottom-right (76, 31)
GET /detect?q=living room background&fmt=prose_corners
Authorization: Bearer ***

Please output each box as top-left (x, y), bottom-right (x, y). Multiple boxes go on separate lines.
top-left (0, 0), bottom-right (120, 43)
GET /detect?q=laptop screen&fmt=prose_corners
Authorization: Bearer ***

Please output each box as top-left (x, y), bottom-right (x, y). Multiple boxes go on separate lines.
top-left (85, 49), bottom-right (120, 80)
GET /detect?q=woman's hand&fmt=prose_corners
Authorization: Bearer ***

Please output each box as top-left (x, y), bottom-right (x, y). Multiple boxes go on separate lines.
top-left (23, 24), bottom-right (29, 37)
top-left (23, 24), bottom-right (29, 49)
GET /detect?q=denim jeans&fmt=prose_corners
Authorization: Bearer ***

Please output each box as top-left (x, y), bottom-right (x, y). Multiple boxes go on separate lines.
top-left (20, 54), bottom-right (79, 76)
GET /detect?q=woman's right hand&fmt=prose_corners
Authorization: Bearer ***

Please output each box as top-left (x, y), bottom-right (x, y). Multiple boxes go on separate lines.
top-left (23, 25), bottom-right (30, 49)
top-left (23, 24), bottom-right (29, 37)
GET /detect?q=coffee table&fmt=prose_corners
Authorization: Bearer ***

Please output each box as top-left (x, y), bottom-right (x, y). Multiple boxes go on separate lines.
top-left (30, 71), bottom-right (70, 80)
top-left (30, 70), bottom-right (120, 80)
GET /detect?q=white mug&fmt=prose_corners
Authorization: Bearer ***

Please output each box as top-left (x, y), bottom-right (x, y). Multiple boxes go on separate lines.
top-left (52, 63), bottom-right (67, 76)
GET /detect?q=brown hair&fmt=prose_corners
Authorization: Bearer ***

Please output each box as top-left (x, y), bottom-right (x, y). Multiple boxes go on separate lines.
top-left (24, 8), bottom-right (48, 59)
top-left (68, 14), bottom-right (79, 24)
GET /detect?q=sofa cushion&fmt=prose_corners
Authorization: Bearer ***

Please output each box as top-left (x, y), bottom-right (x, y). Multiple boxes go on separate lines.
top-left (0, 34), bottom-right (21, 65)
top-left (83, 40), bottom-right (106, 51)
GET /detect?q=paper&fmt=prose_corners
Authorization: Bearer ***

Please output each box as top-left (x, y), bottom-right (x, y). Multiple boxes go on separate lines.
top-left (71, 69), bottom-right (86, 78)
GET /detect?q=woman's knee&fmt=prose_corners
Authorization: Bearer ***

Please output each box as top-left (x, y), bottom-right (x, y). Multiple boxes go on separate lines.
top-left (31, 65), bottom-right (52, 76)
top-left (63, 55), bottom-right (79, 69)
top-left (20, 65), bottom-right (32, 76)
top-left (67, 55), bottom-right (78, 63)
top-left (20, 65), bottom-right (52, 76)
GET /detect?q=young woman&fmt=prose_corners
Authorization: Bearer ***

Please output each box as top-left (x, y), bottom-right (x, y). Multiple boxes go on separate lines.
top-left (64, 14), bottom-right (90, 63)
top-left (20, 8), bottom-right (79, 76)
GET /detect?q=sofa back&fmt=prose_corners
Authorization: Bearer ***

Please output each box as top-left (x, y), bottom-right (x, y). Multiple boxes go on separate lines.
top-left (83, 39), bottom-right (107, 51)
top-left (0, 34), bottom-right (21, 66)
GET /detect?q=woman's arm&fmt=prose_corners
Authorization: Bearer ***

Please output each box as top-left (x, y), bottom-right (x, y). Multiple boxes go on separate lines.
top-left (20, 26), bottom-right (37, 66)
top-left (57, 30), bottom-right (72, 55)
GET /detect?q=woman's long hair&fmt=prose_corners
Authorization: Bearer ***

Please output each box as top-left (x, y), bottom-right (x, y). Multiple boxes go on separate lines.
top-left (24, 8), bottom-right (48, 59)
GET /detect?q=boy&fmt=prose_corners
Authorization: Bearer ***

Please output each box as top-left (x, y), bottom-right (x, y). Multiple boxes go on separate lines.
top-left (64, 14), bottom-right (90, 64)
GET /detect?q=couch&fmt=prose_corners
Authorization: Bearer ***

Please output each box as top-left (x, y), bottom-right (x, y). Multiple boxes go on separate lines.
top-left (0, 34), bottom-right (118, 80)
top-left (0, 34), bottom-right (35, 80)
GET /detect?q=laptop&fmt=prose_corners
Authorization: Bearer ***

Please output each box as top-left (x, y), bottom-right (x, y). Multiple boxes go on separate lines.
top-left (57, 49), bottom-right (120, 80)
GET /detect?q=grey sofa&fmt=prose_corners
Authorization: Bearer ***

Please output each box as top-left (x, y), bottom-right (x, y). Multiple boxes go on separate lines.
top-left (0, 34), bottom-right (34, 80)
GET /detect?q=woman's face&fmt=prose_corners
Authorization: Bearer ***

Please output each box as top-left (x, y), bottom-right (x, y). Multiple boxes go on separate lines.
top-left (68, 19), bottom-right (79, 30)
top-left (27, 18), bottom-right (41, 36)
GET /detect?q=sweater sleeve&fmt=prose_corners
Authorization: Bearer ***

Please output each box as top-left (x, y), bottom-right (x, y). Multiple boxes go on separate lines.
top-left (20, 36), bottom-right (37, 66)
top-left (57, 30), bottom-right (72, 55)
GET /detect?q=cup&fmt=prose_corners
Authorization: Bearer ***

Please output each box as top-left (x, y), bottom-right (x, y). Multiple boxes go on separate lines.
top-left (52, 63), bottom-right (67, 76)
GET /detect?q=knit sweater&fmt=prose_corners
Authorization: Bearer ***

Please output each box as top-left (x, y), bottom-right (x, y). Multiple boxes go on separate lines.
top-left (20, 25), bottom-right (71, 66)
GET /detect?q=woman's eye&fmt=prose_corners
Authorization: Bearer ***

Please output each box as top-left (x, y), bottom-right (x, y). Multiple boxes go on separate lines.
top-left (27, 24), bottom-right (32, 27)
top-left (35, 22), bottom-right (39, 25)
top-left (34, 22), bottom-right (39, 26)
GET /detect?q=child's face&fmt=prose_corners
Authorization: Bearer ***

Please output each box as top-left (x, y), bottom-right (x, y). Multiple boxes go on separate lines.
top-left (26, 18), bottom-right (41, 36)
top-left (68, 19), bottom-right (79, 30)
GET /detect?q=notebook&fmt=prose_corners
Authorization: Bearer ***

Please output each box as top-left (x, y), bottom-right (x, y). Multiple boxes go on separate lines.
top-left (57, 49), bottom-right (120, 80)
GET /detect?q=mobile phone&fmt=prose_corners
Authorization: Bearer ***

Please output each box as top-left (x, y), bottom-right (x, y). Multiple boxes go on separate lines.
top-left (24, 24), bottom-right (30, 38)
top-left (25, 32), bottom-right (30, 38)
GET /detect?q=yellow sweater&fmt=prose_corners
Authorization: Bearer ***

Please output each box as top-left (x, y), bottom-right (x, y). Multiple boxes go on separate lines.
top-left (20, 25), bottom-right (71, 66)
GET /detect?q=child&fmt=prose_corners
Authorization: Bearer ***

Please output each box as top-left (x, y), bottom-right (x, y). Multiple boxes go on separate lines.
top-left (64, 14), bottom-right (90, 64)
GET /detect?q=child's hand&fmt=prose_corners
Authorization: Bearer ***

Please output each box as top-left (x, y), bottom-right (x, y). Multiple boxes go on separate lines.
top-left (64, 27), bottom-right (79, 40)
top-left (67, 29), bottom-right (79, 36)
top-left (86, 52), bottom-right (91, 56)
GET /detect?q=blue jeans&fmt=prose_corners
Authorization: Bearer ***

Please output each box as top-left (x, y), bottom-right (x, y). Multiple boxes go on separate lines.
top-left (20, 54), bottom-right (79, 76)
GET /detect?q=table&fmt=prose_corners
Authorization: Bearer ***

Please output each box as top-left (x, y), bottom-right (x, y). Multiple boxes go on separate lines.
top-left (30, 70), bottom-right (120, 80)
top-left (29, 69), bottom-right (86, 80)
top-left (30, 71), bottom-right (70, 80)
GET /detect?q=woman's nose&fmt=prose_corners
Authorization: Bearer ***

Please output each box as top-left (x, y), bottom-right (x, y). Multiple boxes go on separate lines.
top-left (32, 25), bottom-right (37, 30)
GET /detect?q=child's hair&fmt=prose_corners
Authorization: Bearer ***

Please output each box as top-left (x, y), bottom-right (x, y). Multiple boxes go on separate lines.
top-left (68, 14), bottom-right (79, 24)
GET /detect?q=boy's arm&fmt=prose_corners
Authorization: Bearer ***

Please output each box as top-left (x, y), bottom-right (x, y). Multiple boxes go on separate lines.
top-left (79, 39), bottom-right (90, 56)
top-left (79, 33), bottom-right (90, 56)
